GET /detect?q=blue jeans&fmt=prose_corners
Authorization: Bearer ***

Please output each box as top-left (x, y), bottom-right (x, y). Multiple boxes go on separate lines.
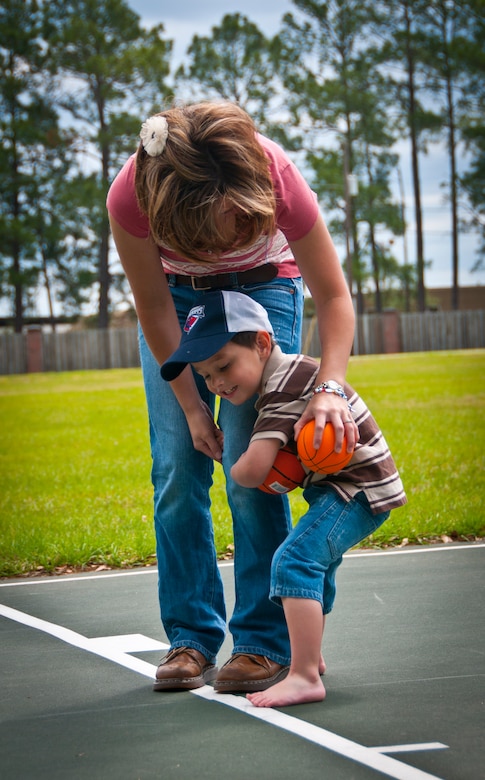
top-left (270, 486), bottom-right (389, 613)
top-left (138, 277), bottom-right (303, 666)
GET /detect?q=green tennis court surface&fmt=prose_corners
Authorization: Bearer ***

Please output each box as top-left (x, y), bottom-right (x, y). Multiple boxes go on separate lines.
top-left (1, 544), bottom-right (484, 779)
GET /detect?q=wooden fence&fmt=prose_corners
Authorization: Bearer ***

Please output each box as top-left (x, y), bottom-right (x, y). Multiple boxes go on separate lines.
top-left (0, 310), bottom-right (484, 375)
top-left (304, 309), bottom-right (485, 357)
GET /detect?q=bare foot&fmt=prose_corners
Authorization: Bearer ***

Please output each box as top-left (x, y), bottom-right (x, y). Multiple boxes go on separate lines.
top-left (319, 654), bottom-right (326, 675)
top-left (247, 674), bottom-right (326, 708)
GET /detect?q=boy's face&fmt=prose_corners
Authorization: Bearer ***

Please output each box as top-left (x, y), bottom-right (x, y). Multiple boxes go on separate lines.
top-left (192, 332), bottom-right (271, 405)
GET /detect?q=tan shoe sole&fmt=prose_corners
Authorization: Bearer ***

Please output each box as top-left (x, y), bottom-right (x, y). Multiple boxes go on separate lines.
top-left (213, 664), bottom-right (289, 693)
top-left (153, 663), bottom-right (218, 691)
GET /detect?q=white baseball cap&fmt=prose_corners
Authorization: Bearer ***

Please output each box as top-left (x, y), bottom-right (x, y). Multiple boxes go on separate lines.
top-left (161, 290), bottom-right (273, 381)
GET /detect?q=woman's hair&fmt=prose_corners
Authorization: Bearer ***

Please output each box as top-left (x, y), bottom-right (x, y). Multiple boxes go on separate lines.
top-left (134, 102), bottom-right (276, 262)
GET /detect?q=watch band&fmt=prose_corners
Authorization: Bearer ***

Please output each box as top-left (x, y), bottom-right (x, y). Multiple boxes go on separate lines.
top-left (312, 381), bottom-right (353, 413)
top-left (312, 381), bottom-right (348, 400)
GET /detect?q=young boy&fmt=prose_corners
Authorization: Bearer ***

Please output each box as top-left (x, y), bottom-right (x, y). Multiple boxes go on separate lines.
top-left (161, 290), bottom-right (407, 708)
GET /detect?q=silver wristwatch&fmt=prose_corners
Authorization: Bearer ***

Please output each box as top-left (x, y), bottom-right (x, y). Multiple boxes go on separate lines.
top-left (312, 380), bottom-right (347, 400)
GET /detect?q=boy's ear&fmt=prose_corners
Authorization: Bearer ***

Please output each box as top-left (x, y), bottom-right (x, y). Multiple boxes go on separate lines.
top-left (255, 330), bottom-right (273, 356)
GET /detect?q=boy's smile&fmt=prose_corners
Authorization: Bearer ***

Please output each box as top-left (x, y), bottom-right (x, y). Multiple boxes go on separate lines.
top-left (192, 334), bottom-right (272, 405)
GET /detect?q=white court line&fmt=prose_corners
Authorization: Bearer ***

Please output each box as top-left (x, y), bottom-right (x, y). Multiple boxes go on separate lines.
top-left (1, 543), bottom-right (483, 588)
top-left (193, 686), bottom-right (446, 780)
top-left (0, 561), bottom-right (232, 588)
top-left (1, 602), bottom-right (447, 780)
top-left (371, 744), bottom-right (448, 754)
top-left (0, 604), bottom-right (161, 678)
top-left (90, 634), bottom-right (169, 653)
top-left (347, 543), bottom-right (485, 558)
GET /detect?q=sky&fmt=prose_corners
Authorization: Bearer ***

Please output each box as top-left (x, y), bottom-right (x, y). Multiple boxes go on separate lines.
top-left (124, 0), bottom-right (483, 292)
top-left (130, 0), bottom-right (294, 61)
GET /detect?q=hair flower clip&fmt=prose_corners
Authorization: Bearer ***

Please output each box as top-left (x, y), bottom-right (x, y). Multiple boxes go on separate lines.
top-left (140, 115), bottom-right (169, 157)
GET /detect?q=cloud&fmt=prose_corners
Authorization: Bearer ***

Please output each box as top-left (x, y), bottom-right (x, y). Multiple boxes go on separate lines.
top-left (131, 0), bottom-right (293, 64)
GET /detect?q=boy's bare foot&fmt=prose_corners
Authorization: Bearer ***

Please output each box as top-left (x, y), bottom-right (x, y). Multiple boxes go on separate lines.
top-left (319, 654), bottom-right (326, 675)
top-left (246, 674), bottom-right (326, 708)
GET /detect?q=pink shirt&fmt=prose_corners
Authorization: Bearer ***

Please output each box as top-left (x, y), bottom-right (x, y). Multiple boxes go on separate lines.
top-left (106, 134), bottom-right (319, 278)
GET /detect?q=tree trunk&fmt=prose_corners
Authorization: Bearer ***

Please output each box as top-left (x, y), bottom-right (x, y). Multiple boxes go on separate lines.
top-left (98, 220), bottom-right (110, 330)
top-left (404, 1), bottom-right (426, 312)
top-left (446, 57), bottom-right (459, 310)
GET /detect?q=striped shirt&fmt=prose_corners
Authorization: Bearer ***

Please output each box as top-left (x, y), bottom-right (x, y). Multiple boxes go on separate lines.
top-left (252, 346), bottom-right (407, 515)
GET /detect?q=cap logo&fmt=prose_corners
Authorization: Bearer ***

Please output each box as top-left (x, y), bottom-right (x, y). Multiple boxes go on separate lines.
top-left (183, 305), bottom-right (205, 334)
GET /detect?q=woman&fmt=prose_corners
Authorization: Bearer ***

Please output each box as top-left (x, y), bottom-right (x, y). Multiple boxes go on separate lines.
top-left (106, 101), bottom-right (357, 693)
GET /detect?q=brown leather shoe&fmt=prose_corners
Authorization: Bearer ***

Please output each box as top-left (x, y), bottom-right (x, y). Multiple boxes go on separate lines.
top-left (213, 653), bottom-right (289, 693)
top-left (153, 647), bottom-right (217, 691)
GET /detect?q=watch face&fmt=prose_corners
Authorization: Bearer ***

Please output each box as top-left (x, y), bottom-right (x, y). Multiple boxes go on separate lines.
top-left (325, 380), bottom-right (340, 390)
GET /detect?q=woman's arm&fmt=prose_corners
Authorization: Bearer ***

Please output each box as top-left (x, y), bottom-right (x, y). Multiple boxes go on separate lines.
top-left (289, 213), bottom-right (358, 453)
top-left (109, 216), bottom-right (223, 461)
top-left (231, 438), bottom-right (281, 488)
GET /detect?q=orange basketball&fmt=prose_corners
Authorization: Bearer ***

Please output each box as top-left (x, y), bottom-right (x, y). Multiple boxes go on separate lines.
top-left (297, 420), bottom-right (354, 474)
top-left (259, 445), bottom-right (306, 494)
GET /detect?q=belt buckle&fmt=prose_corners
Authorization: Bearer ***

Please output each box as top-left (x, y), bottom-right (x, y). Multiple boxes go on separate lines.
top-left (191, 276), bottom-right (212, 291)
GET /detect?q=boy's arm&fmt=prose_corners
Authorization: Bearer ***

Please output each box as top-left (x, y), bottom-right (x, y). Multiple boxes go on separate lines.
top-left (230, 438), bottom-right (282, 488)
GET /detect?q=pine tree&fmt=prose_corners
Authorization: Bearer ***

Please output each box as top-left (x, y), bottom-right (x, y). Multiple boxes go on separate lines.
top-left (43, 0), bottom-right (172, 328)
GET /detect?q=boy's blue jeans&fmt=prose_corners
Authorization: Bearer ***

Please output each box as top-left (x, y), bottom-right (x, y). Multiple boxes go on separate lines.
top-left (270, 486), bottom-right (390, 613)
top-left (138, 277), bottom-right (304, 666)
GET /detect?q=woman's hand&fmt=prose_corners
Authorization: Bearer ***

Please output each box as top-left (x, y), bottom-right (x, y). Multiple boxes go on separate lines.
top-left (185, 400), bottom-right (224, 462)
top-left (294, 392), bottom-right (359, 454)
top-left (289, 215), bottom-right (359, 456)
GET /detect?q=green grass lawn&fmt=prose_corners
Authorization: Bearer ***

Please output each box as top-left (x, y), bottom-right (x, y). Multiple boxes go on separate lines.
top-left (1, 350), bottom-right (484, 578)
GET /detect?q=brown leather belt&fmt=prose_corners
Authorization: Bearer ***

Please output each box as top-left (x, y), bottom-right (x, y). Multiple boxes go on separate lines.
top-left (166, 264), bottom-right (277, 291)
